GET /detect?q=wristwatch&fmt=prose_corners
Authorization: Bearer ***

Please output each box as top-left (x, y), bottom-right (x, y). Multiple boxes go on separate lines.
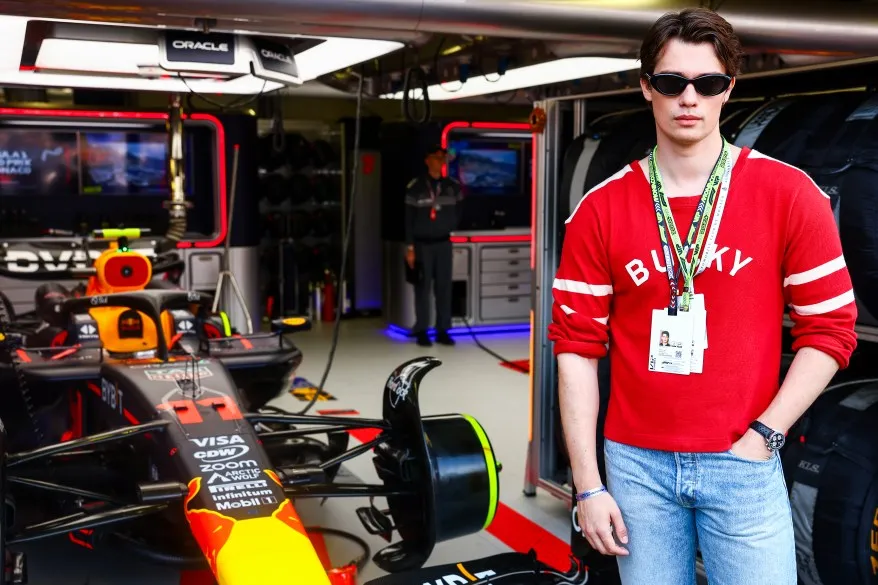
top-left (749, 420), bottom-right (785, 452)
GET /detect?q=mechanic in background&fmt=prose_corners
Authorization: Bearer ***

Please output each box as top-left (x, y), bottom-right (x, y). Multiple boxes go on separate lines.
top-left (404, 145), bottom-right (463, 347)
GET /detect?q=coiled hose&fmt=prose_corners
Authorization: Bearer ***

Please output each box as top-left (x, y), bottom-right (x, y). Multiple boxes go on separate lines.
top-left (402, 66), bottom-right (431, 125)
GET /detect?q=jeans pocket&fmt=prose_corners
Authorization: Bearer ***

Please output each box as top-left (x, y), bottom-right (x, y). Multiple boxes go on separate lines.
top-left (725, 448), bottom-right (777, 465)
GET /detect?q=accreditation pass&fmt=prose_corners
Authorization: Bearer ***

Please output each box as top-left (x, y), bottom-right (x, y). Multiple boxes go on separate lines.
top-left (648, 308), bottom-right (694, 375)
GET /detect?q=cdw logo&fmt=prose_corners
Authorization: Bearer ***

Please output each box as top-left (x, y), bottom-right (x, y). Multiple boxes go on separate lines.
top-left (190, 435), bottom-right (249, 464)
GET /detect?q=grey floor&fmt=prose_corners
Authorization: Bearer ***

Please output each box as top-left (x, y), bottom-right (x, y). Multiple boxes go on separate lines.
top-left (16, 318), bottom-right (573, 584)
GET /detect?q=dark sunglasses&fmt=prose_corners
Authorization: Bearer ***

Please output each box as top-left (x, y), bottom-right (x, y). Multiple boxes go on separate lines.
top-left (646, 73), bottom-right (732, 97)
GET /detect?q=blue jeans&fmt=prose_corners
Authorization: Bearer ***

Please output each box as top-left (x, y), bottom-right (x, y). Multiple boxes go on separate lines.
top-left (604, 438), bottom-right (796, 585)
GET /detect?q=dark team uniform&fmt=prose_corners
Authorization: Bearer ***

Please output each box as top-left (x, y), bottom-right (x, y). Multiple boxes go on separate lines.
top-left (404, 174), bottom-right (464, 336)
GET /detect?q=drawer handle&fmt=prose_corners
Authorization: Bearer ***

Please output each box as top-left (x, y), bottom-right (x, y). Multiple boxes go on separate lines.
top-left (508, 285), bottom-right (519, 291)
top-left (509, 273), bottom-right (519, 278)
top-left (508, 261), bottom-right (520, 266)
top-left (509, 248), bottom-right (520, 254)
top-left (508, 297), bottom-right (520, 302)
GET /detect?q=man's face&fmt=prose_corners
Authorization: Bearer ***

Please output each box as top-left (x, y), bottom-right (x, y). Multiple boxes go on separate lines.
top-left (425, 152), bottom-right (445, 176)
top-left (640, 38), bottom-right (735, 147)
top-left (661, 333), bottom-right (669, 345)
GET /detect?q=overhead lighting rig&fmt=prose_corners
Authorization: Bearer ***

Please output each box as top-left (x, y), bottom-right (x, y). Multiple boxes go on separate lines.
top-left (381, 55), bottom-right (639, 101)
top-left (0, 16), bottom-right (403, 95)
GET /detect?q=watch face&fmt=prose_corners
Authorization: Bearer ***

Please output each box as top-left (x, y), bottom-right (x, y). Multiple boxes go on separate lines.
top-left (767, 432), bottom-right (785, 451)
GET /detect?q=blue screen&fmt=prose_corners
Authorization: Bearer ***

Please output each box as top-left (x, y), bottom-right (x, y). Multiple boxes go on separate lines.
top-left (448, 142), bottom-right (520, 195)
top-left (81, 132), bottom-right (168, 195)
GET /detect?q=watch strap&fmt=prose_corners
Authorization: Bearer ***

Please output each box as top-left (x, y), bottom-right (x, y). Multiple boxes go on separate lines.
top-left (749, 420), bottom-right (774, 438)
top-left (749, 420), bottom-right (785, 451)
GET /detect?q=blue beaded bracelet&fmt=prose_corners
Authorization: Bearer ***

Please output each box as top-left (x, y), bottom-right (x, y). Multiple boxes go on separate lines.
top-left (575, 485), bottom-right (607, 501)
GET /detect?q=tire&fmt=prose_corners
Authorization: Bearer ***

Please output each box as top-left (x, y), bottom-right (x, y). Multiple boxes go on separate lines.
top-left (783, 381), bottom-right (878, 585)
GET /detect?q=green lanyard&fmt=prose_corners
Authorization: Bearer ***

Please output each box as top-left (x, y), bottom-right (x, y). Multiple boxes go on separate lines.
top-left (648, 138), bottom-right (729, 313)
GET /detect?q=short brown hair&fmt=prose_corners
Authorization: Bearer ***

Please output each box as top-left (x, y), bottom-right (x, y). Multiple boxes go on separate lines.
top-left (639, 8), bottom-right (744, 79)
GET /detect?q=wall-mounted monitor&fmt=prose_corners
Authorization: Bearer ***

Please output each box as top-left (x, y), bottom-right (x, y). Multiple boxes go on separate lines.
top-left (447, 138), bottom-right (527, 197)
top-left (80, 131), bottom-right (168, 195)
top-left (0, 129), bottom-right (79, 196)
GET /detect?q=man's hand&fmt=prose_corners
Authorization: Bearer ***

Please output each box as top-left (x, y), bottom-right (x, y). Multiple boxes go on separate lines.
top-left (729, 428), bottom-right (773, 462)
top-left (405, 247), bottom-right (415, 269)
top-left (577, 492), bottom-right (629, 556)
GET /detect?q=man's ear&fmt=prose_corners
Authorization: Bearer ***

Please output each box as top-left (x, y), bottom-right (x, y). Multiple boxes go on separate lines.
top-left (640, 75), bottom-right (653, 103)
top-left (723, 77), bottom-right (736, 104)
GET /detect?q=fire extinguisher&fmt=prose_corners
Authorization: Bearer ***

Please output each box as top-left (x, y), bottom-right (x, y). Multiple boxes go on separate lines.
top-left (321, 270), bottom-right (335, 322)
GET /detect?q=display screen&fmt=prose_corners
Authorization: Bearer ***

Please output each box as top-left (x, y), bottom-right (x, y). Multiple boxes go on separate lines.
top-left (81, 132), bottom-right (168, 195)
top-left (0, 129), bottom-right (79, 196)
top-left (448, 140), bottom-right (522, 196)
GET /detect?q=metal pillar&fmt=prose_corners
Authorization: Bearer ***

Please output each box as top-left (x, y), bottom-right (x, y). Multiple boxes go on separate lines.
top-left (523, 99), bottom-right (569, 501)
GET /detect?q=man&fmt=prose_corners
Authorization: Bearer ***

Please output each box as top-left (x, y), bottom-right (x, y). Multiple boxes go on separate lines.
top-left (548, 7), bottom-right (857, 585)
top-left (404, 144), bottom-right (464, 347)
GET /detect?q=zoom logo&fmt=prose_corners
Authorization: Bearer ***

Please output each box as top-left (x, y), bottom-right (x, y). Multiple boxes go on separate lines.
top-left (191, 435), bottom-right (250, 463)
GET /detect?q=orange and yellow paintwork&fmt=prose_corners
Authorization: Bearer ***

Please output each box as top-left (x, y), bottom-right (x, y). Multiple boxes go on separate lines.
top-left (184, 472), bottom-right (332, 585)
top-left (84, 241), bottom-right (177, 354)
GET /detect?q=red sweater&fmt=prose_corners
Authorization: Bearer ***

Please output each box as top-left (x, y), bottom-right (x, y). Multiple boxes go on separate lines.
top-left (548, 147), bottom-right (858, 452)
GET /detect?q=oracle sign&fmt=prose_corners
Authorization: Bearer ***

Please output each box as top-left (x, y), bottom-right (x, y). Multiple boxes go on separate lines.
top-left (164, 31), bottom-right (236, 66)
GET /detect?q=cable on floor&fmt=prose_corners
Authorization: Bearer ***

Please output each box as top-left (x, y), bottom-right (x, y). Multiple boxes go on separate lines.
top-left (297, 65), bottom-right (366, 416)
top-left (462, 317), bottom-right (529, 374)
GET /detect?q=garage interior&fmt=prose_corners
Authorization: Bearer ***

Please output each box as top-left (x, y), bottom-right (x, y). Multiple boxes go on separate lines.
top-left (0, 1), bottom-right (876, 584)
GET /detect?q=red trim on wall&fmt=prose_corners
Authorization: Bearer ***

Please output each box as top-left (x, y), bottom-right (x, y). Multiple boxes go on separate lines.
top-left (0, 108), bottom-right (228, 249)
top-left (440, 120), bottom-right (536, 246)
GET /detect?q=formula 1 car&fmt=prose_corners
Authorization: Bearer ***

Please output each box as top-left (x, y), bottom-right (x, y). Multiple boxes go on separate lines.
top-left (0, 229), bottom-right (518, 585)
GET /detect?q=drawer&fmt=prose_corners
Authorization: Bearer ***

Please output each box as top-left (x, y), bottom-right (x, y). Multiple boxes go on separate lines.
top-left (482, 258), bottom-right (527, 273)
top-left (481, 270), bottom-right (530, 285)
top-left (188, 253), bottom-right (221, 289)
top-left (452, 247), bottom-right (470, 279)
top-left (481, 282), bottom-right (532, 297)
top-left (480, 295), bottom-right (530, 321)
top-left (480, 245), bottom-right (530, 261)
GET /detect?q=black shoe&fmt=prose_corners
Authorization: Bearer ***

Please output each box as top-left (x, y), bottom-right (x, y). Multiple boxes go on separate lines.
top-left (416, 332), bottom-right (433, 347)
top-left (435, 331), bottom-right (455, 346)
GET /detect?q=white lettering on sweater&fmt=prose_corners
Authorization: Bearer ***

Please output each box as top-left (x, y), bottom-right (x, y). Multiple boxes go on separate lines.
top-left (625, 247), bottom-right (753, 286)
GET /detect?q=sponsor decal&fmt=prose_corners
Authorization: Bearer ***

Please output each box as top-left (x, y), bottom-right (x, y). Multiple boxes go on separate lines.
top-left (198, 458), bottom-right (258, 474)
top-left (208, 480), bottom-right (269, 494)
top-left (207, 468), bottom-right (262, 484)
top-left (798, 460), bottom-right (821, 474)
top-left (3, 247), bottom-right (155, 274)
top-left (163, 31), bottom-right (236, 66)
top-left (208, 480), bottom-right (274, 503)
top-left (145, 364), bottom-right (213, 382)
top-left (261, 49), bottom-right (293, 65)
top-left (191, 435), bottom-right (249, 463)
top-left (216, 496), bottom-right (278, 511)
top-left (100, 378), bottom-right (124, 416)
top-left (171, 39), bottom-right (229, 53)
top-left (387, 375), bottom-right (411, 409)
top-left (117, 309), bottom-right (144, 339)
top-left (251, 36), bottom-right (298, 80)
